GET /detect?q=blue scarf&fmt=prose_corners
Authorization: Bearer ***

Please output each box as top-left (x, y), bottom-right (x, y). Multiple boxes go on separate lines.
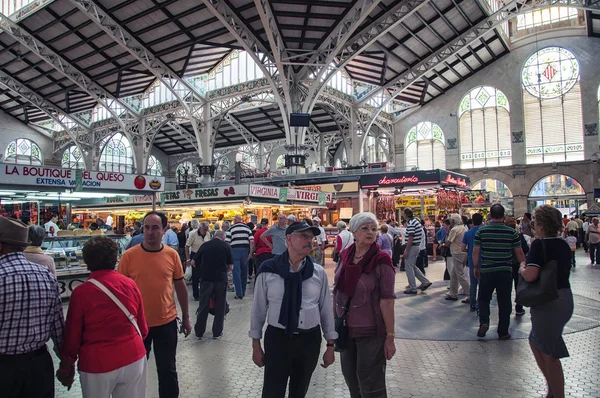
top-left (256, 250), bottom-right (315, 337)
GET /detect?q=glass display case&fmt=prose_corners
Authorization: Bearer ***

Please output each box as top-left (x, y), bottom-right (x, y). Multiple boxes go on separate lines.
top-left (41, 234), bottom-right (130, 300)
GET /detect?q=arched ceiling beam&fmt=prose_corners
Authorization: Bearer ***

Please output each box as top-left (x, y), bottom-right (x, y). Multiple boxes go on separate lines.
top-left (0, 70), bottom-right (90, 160)
top-left (299, 0), bottom-right (383, 111)
top-left (0, 12), bottom-right (138, 136)
top-left (66, 0), bottom-right (206, 156)
top-left (254, 0), bottom-right (294, 120)
top-left (200, 0), bottom-right (292, 143)
top-left (356, 0), bottom-right (600, 151)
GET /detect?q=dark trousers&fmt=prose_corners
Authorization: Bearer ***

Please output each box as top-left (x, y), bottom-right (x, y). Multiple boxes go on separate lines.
top-left (190, 251), bottom-right (200, 299)
top-left (195, 280), bottom-right (227, 338)
top-left (340, 336), bottom-right (387, 398)
top-left (511, 264), bottom-right (524, 313)
top-left (256, 252), bottom-right (274, 271)
top-left (479, 271), bottom-right (513, 336)
top-left (416, 249), bottom-right (427, 274)
top-left (0, 346), bottom-right (53, 398)
top-left (145, 319), bottom-right (179, 398)
top-left (262, 325), bottom-right (321, 398)
top-left (589, 242), bottom-right (600, 264)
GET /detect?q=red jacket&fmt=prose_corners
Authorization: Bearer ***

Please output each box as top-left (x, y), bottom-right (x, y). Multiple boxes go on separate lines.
top-left (254, 227), bottom-right (272, 256)
top-left (62, 270), bottom-right (148, 373)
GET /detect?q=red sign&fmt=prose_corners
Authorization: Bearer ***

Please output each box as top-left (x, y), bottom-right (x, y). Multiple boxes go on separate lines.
top-left (378, 175), bottom-right (419, 185)
top-left (442, 174), bottom-right (468, 188)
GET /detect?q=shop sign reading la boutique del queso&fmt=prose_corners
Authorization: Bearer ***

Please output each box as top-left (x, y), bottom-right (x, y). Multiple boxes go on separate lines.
top-left (0, 164), bottom-right (165, 192)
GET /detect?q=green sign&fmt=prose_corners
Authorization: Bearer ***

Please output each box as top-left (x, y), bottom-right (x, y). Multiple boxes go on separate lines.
top-left (75, 169), bottom-right (83, 192)
top-left (318, 192), bottom-right (327, 206)
top-left (279, 187), bottom-right (288, 203)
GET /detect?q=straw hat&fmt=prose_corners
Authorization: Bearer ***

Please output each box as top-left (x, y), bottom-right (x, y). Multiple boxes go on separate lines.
top-left (0, 217), bottom-right (30, 246)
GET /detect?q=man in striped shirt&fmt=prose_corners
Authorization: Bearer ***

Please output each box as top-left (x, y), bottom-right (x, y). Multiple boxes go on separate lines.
top-left (402, 209), bottom-right (432, 294)
top-left (230, 215), bottom-right (255, 299)
top-left (473, 204), bottom-right (525, 340)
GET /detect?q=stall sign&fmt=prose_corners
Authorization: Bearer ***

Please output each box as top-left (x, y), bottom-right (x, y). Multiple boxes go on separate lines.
top-left (360, 170), bottom-right (440, 188)
top-left (460, 190), bottom-right (490, 205)
top-left (249, 185), bottom-right (333, 203)
top-left (161, 185), bottom-right (249, 203)
top-left (291, 182), bottom-right (359, 193)
top-left (439, 170), bottom-right (471, 189)
top-left (0, 164), bottom-right (165, 192)
top-left (395, 195), bottom-right (436, 208)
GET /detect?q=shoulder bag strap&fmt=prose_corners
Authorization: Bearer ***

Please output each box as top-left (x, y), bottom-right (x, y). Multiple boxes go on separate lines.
top-left (88, 278), bottom-right (142, 337)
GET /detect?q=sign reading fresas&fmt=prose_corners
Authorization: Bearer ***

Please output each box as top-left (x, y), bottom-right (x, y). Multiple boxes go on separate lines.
top-left (161, 185), bottom-right (248, 202)
top-left (0, 164), bottom-right (165, 192)
top-left (249, 185), bottom-right (332, 203)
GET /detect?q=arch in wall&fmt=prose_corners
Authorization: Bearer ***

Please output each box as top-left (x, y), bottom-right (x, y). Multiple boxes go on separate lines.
top-left (528, 174), bottom-right (586, 198)
top-left (465, 169), bottom-right (519, 197)
top-left (471, 179), bottom-right (514, 198)
top-left (4, 138), bottom-right (43, 165)
top-left (98, 133), bottom-right (135, 173)
top-left (404, 122), bottom-right (446, 170)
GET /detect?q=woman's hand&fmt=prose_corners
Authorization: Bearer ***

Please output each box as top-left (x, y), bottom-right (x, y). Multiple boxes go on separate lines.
top-left (384, 336), bottom-right (396, 360)
top-left (56, 364), bottom-right (75, 390)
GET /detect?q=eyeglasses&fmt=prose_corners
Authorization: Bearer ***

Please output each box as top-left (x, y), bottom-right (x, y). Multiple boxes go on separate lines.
top-left (292, 232), bottom-right (314, 240)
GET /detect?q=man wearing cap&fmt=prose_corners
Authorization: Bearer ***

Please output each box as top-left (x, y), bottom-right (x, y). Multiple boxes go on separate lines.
top-left (254, 218), bottom-right (273, 270)
top-left (262, 213), bottom-right (289, 255)
top-left (312, 217), bottom-right (327, 265)
top-left (0, 217), bottom-right (66, 396)
top-left (250, 221), bottom-right (337, 398)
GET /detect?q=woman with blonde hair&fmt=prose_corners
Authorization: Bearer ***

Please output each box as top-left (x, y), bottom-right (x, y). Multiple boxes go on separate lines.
top-left (334, 212), bottom-right (396, 397)
top-left (519, 205), bottom-right (573, 398)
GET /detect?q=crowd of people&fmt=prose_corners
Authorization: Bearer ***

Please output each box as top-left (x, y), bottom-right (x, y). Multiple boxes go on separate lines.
top-left (0, 201), bottom-right (584, 398)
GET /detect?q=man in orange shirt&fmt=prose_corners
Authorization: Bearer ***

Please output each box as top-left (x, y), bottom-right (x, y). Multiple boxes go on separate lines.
top-left (118, 211), bottom-right (191, 398)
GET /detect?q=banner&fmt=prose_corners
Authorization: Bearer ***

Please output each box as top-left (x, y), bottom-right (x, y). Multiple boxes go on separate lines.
top-left (395, 195), bottom-right (436, 208)
top-left (291, 182), bottom-right (359, 193)
top-left (249, 185), bottom-right (333, 203)
top-left (0, 164), bottom-right (165, 192)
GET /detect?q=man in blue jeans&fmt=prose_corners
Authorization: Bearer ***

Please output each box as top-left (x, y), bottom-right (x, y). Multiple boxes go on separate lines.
top-left (462, 213), bottom-right (483, 312)
top-left (229, 215), bottom-right (255, 299)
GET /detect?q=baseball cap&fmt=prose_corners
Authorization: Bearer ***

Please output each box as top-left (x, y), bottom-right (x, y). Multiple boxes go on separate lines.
top-left (312, 216), bottom-right (321, 222)
top-left (260, 218), bottom-right (269, 225)
top-left (285, 221), bottom-right (321, 236)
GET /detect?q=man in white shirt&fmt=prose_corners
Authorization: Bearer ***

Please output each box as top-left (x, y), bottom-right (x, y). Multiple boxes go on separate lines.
top-left (44, 214), bottom-right (59, 237)
top-left (250, 221), bottom-right (336, 398)
top-left (312, 217), bottom-right (327, 265)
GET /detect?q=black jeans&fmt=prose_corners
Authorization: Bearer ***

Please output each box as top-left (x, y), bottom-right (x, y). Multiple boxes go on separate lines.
top-left (255, 252), bottom-right (274, 271)
top-left (190, 251), bottom-right (200, 299)
top-left (589, 242), bottom-right (600, 264)
top-left (0, 345), bottom-right (53, 398)
top-left (479, 271), bottom-right (513, 336)
top-left (340, 335), bottom-right (387, 398)
top-left (262, 325), bottom-right (321, 398)
top-left (145, 319), bottom-right (179, 398)
top-left (195, 280), bottom-right (227, 338)
top-left (511, 264), bottom-right (524, 313)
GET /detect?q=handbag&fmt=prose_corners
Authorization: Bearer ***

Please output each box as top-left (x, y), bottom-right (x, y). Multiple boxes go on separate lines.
top-left (334, 297), bottom-right (352, 352)
top-left (88, 278), bottom-right (142, 337)
top-left (515, 239), bottom-right (559, 307)
top-left (184, 264), bottom-right (193, 281)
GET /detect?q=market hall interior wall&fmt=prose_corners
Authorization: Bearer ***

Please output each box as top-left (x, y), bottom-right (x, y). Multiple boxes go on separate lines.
top-left (393, 36), bottom-right (600, 171)
top-left (0, 110), bottom-right (54, 164)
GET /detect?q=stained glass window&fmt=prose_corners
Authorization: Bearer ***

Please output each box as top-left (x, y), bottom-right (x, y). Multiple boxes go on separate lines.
top-left (176, 161), bottom-right (201, 183)
top-left (522, 47), bottom-right (583, 164)
top-left (236, 145), bottom-right (258, 169)
top-left (276, 155), bottom-right (285, 169)
top-left (147, 155), bottom-right (162, 176)
top-left (99, 133), bottom-right (134, 173)
top-left (404, 122), bottom-right (446, 170)
top-left (61, 146), bottom-right (85, 169)
top-left (4, 138), bottom-right (43, 165)
top-left (516, 7), bottom-right (578, 31)
top-left (459, 86), bottom-right (512, 169)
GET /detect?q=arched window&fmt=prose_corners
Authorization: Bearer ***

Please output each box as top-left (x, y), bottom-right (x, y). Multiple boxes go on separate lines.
top-left (404, 122), bottom-right (446, 170)
top-left (62, 146), bottom-right (85, 169)
top-left (176, 161), bottom-right (200, 183)
top-left (522, 47), bottom-right (584, 164)
top-left (99, 133), bottom-right (134, 173)
top-left (236, 145), bottom-right (258, 169)
top-left (146, 155), bottom-right (162, 176)
top-left (459, 86), bottom-right (511, 169)
top-left (364, 135), bottom-right (389, 163)
top-left (4, 138), bottom-right (42, 165)
top-left (215, 156), bottom-right (230, 172)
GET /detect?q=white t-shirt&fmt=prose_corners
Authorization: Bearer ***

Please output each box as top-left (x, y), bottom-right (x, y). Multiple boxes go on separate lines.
top-left (316, 226), bottom-right (327, 246)
top-left (45, 221), bottom-right (59, 237)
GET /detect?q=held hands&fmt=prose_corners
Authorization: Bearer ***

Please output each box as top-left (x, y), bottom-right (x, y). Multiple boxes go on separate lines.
top-left (321, 347), bottom-right (335, 368)
top-left (56, 364), bottom-right (75, 390)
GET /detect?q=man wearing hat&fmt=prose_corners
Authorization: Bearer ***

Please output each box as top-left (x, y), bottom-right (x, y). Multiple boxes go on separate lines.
top-left (0, 217), bottom-right (65, 396)
top-left (312, 216), bottom-right (327, 265)
top-left (254, 218), bottom-right (273, 270)
top-left (250, 221), bottom-right (337, 398)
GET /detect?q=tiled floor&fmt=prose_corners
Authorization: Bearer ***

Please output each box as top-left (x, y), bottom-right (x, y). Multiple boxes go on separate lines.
top-left (55, 249), bottom-right (600, 397)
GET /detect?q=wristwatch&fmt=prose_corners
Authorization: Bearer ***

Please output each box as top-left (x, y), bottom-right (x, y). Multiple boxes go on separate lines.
top-left (386, 332), bottom-right (395, 337)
